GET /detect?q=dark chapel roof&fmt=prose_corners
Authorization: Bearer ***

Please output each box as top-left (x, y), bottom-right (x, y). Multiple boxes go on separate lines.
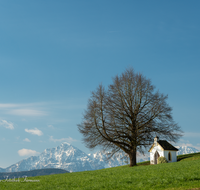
top-left (157, 140), bottom-right (179, 151)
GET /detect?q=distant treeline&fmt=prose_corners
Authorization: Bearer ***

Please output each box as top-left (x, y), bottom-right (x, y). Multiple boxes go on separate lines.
top-left (0, 168), bottom-right (69, 180)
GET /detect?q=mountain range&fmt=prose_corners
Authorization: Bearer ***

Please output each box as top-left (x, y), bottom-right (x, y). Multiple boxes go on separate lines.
top-left (0, 168), bottom-right (68, 180)
top-left (0, 142), bottom-right (199, 173)
top-left (176, 146), bottom-right (200, 155)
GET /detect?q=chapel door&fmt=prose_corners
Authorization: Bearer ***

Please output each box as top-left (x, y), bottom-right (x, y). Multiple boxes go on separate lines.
top-left (154, 151), bottom-right (160, 164)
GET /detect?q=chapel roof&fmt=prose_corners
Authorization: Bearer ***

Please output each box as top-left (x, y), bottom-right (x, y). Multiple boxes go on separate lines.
top-left (148, 139), bottom-right (179, 152)
top-left (157, 140), bottom-right (179, 151)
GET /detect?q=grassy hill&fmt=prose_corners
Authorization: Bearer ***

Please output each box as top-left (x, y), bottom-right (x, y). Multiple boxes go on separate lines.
top-left (0, 152), bottom-right (200, 190)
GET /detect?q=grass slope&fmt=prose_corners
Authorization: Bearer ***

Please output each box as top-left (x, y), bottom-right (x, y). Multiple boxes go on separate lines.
top-left (0, 153), bottom-right (200, 190)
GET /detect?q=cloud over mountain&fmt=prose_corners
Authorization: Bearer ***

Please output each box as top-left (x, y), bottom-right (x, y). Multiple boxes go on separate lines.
top-left (18, 148), bottom-right (40, 156)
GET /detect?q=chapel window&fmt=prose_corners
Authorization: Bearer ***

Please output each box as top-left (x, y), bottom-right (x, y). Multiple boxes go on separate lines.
top-left (168, 152), bottom-right (172, 161)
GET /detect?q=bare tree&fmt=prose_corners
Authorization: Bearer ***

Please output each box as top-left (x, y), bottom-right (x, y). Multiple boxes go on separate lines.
top-left (78, 68), bottom-right (183, 167)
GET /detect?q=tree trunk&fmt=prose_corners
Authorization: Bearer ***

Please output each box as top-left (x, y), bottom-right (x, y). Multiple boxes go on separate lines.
top-left (129, 148), bottom-right (137, 167)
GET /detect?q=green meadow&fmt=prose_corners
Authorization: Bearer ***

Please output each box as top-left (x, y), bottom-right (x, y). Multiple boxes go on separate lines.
top-left (0, 153), bottom-right (200, 190)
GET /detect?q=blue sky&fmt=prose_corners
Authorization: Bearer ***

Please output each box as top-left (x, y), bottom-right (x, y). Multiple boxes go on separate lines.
top-left (0, 0), bottom-right (200, 168)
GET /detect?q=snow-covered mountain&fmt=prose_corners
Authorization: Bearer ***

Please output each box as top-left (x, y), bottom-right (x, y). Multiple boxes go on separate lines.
top-left (4, 142), bottom-right (105, 173)
top-left (0, 167), bottom-right (5, 173)
top-left (176, 146), bottom-right (200, 155)
top-left (0, 143), bottom-right (199, 173)
top-left (89, 151), bottom-right (128, 168)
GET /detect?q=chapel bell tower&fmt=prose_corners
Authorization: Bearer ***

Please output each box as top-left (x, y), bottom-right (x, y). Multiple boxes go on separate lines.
top-left (154, 136), bottom-right (159, 145)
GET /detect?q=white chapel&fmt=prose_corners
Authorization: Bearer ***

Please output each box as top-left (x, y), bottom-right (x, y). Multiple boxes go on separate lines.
top-left (148, 136), bottom-right (179, 164)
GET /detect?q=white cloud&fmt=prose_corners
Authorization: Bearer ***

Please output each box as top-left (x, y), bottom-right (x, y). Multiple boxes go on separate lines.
top-left (0, 103), bottom-right (47, 117)
top-left (48, 125), bottom-right (54, 129)
top-left (49, 136), bottom-right (77, 143)
top-left (23, 138), bottom-right (31, 142)
top-left (18, 149), bottom-right (40, 156)
top-left (0, 104), bottom-right (19, 108)
top-left (25, 128), bottom-right (43, 136)
top-left (9, 109), bottom-right (46, 116)
top-left (0, 120), bottom-right (14, 129)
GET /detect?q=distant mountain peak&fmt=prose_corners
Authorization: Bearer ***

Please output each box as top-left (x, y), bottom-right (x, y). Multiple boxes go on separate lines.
top-left (60, 142), bottom-right (71, 146)
top-left (176, 145), bottom-right (200, 155)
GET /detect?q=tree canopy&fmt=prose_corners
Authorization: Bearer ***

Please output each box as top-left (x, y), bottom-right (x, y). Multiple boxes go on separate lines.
top-left (78, 68), bottom-right (182, 166)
